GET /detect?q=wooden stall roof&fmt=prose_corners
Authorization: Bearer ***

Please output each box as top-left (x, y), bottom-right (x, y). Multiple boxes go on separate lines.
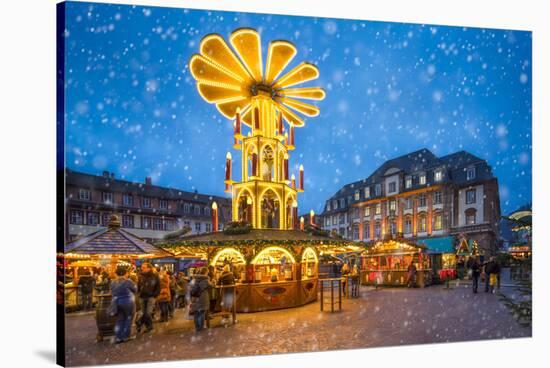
top-left (65, 226), bottom-right (171, 257)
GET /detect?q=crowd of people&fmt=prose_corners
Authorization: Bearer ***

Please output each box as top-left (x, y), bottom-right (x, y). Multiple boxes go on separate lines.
top-left (98, 262), bottom-right (238, 344)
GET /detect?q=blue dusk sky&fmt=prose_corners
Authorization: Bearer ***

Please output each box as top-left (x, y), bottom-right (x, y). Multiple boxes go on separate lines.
top-left (63, 1), bottom-right (532, 215)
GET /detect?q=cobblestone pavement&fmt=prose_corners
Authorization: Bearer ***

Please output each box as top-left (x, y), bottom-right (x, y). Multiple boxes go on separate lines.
top-left (65, 284), bottom-right (530, 366)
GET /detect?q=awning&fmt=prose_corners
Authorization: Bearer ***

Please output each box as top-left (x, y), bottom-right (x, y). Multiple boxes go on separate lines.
top-left (418, 236), bottom-right (454, 254)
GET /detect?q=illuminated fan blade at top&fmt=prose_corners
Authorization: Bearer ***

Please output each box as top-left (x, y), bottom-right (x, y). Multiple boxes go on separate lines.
top-left (215, 97), bottom-right (251, 119)
top-left (272, 62), bottom-right (320, 89)
top-left (277, 103), bottom-right (305, 127)
top-left (197, 82), bottom-right (248, 103)
top-left (278, 97), bottom-right (320, 117)
top-left (230, 28), bottom-right (264, 82)
top-left (279, 87), bottom-right (326, 100)
top-left (189, 54), bottom-right (245, 86)
top-left (264, 41), bottom-right (297, 85)
top-left (199, 34), bottom-right (254, 84)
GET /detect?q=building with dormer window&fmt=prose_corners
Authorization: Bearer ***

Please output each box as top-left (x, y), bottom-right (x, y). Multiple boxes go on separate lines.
top-left (320, 148), bottom-right (501, 256)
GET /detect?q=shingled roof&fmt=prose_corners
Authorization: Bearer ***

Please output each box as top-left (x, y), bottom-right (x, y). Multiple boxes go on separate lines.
top-left (65, 218), bottom-right (171, 257)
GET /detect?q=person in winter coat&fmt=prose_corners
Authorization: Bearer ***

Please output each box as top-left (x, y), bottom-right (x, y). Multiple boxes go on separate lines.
top-left (407, 262), bottom-right (417, 288)
top-left (136, 262), bottom-right (160, 333)
top-left (190, 267), bottom-right (211, 332)
top-left (341, 262), bottom-right (350, 295)
top-left (217, 265), bottom-right (235, 314)
top-left (157, 269), bottom-right (171, 322)
top-left (484, 256), bottom-right (501, 293)
top-left (175, 272), bottom-right (188, 308)
top-left (167, 270), bottom-right (177, 318)
top-left (469, 256), bottom-right (481, 293)
top-left (78, 270), bottom-right (95, 310)
top-left (110, 266), bottom-right (137, 343)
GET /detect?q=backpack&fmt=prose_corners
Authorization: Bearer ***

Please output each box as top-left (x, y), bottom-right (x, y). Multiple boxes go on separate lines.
top-left (190, 282), bottom-right (203, 298)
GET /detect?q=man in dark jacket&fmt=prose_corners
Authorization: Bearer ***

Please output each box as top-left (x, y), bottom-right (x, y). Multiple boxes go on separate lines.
top-left (469, 256), bottom-right (481, 293)
top-left (78, 270), bottom-right (95, 310)
top-left (136, 262), bottom-right (160, 333)
top-left (190, 267), bottom-right (211, 332)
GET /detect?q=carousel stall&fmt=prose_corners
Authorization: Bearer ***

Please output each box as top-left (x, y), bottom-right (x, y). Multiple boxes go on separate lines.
top-left (360, 239), bottom-right (432, 287)
top-left (158, 229), bottom-right (357, 312)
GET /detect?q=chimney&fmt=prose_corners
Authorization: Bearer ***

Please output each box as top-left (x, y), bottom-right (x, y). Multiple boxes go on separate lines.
top-left (145, 177), bottom-right (152, 186)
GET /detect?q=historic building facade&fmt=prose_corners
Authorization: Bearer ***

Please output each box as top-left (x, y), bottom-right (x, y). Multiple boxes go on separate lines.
top-left (320, 149), bottom-right (501, 256)
top-left (65, 169), bottom-right (232, 242)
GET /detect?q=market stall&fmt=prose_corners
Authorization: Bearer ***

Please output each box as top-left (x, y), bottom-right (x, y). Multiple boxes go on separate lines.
top-left (360, 240), bottom-right (432, 287)
top-left (158, 228), bottom-right (356, 312)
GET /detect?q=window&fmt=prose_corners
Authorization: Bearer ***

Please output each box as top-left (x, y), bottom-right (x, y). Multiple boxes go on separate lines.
top-left (159, 199), bottom-right (168, 209)
top-left (389, 201), bottom-right (396, 212)
top-left (78, 189), bottom-right (91, 201)
top-left (375, 204), bottom-right (381, 215)
top-left (434, 213), bottom-right (443, 230)
top-left (332, 216), bottom-right (337, 225)
top-left (466, 167), bottom-right (476, 180)
top-left (347, 196), bottom-right (352, 205)
top-left (353, 208), bottom-right (360, 219)
top-left (339, 198), bottom-right (345, 208)
top-left (374, 223), bottom-right (381, 238)
top-left (375, 184), bottom-right (382, 196)
top-left (354, 190), bottom-right (360, 201)
top-left (142, 197), bottom-right (151, 208)
top-left (165, 220), bottom-right (175, 231)
top-left (339, 228), bottom-right (345, 237)
top-left (122, 215), bottom-right (134, 228)
top-left (353, 224), bottom-right (359, 240)
top-left (404, 218), bottom-right (412, 234)
top-left (465, 209), bottom-right (477, 225)
top-left (418, 215), bottom-right (427, 232)
top-left (70, 210), bottom-right (83, 225)
top-left (101, 212), bottom-right (111, 226)
top-left (194, 205), bottom-right (201, 215)
top-left (325, 217), bottom-right (331, 226)
top-left (405, 177), bottom-right (412, 189)
top-left (405, 197), bottom-right (413, 209)
top-left (205, 223), bottom-right (211, 232)
top-left (434, 191), bottom-right (442, 204)
top-left (364, 206), bottom-right (370, 217)
top-left (339, 214), bottom-right (345, 224)
top-left (204, 207), bottom-right (211, 216)
top-left (153, 218), bottom-right (163, 230)
top-left (364, 222), bottom-right (370, 239)
top-left (123, 194), bottom-right (134, 207)
top-left (390, 220), bottom-right (397, 235)
top-left (326, 201), bottom-right (331, 211)
top-left (183, 203), bottom-right (190, 213)
top-left (364, 187), bottom-right (370, 198)
top-left (102, 192), bottom-right (113, 204)
top-left (195, 222), bottom-right (201, 233)
top-left (419, 174), bottom-right (426, 185)
top-left (184, 220), bottom-right (191, 228)
top-left (388, 182), bottom-right (396, 193)
top-left (87, 212), bottom-right (99, 226)
top-left (419, 194), bottom-right (427, 207)
top-left (434, 170), bottom-right (443, 182)
top-left (466, 189), bottom-right (476, 204)
top-left (142, 216), bottom-right (152, 229)
top-left (333, 200), bottom-right (338, 210)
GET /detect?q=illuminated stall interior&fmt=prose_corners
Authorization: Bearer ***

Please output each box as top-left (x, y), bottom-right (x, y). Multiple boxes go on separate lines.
top-left (361, 240), bottom-right (431, 287)
top-left (251, 246), bottom-right (296, 282)
top-left (301, 247), bottom-right (318, 279)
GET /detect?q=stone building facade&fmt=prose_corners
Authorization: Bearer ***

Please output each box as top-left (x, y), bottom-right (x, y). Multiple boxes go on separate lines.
top-left (320, 149), bottom-right (501, 256)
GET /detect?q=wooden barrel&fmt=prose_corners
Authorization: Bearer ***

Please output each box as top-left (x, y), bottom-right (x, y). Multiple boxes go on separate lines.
top-left (95, 294), bottom-right (117, 342)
